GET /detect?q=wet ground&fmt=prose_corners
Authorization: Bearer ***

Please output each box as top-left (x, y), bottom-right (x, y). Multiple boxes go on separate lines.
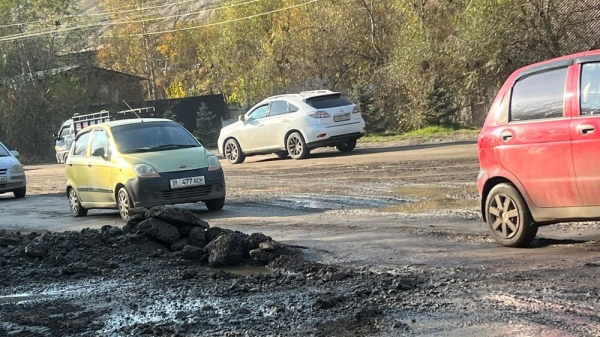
top-left (1, 138), bottom-right (600, 336)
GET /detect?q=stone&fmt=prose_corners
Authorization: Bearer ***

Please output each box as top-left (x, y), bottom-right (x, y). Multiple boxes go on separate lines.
top-left (137, 218), bottom-right (180, 244)
top-left (145, 206), bottom-right (209, 229)
top-left (181, 245), bottom-right (205, 260)
top-left (206, 233), bottom-right (245, 267)
top-left (171, 238), bottom-right (189, 252)
top-left (188, 227), bottom-right (208, 248)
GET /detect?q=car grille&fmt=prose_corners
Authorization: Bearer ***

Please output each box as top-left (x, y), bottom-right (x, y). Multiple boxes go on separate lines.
top-left (161, 185), bottom-right (213, 200)
top-left (0, 169), bottom-right (6, 175)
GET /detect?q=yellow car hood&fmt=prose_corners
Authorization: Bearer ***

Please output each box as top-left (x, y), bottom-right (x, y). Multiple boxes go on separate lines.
top-left (119, 147), bottom-right (210, 173)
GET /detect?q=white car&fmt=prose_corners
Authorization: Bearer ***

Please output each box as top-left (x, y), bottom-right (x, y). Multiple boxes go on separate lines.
top-left (218, 90), bottom-right (366, 163)
top-left (0, 141), bottom-right (26, 198)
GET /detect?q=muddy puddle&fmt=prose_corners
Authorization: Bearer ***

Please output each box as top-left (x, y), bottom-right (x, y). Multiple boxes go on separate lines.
top-left (249, 193), bottom-right (407, 211)
top-left (379, 185), bottom-right (478, 214)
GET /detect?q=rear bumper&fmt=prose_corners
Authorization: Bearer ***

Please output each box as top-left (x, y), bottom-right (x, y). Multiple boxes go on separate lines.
top-left (126, 168), bottom-right (226, 208)
top-left (307, 132), bottom-right (365, 149)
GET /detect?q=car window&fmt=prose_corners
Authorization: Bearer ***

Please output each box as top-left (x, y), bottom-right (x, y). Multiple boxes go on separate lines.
top-left (289, 103), bottom-right (299, 112)
top-left (305, 94), bottom-right (353, 109)
top-left (0, 143), bottom-right (9, 156)
top-left (73, 132), bottom-right (91, 156)
top-left (60, 126), bottom-right (71, 137)
top-left (248, 105), bottom-right (269, 120)
top-left (580, 62), bottom-right (600, 116)
top-left (510, 67), bottom-right (567, 121)
top-left (269, 101), bottom-right (288, 117)
top-left (90, 130), bottom-right (108, 157)
top-left (111, 121), bottom-right (199, 154)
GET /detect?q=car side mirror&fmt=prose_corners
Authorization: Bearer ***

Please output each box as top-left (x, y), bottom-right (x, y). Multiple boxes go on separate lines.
top-left (92, 148), bottom-right (106, 158)
top-left (9, 150), bottom-right (19, 157)
top-left (238, 115), bottom-right (246, 123)
top-left (53, 134), bottom-right (63, 141)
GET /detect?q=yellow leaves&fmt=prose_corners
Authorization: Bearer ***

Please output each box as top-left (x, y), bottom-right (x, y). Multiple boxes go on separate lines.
top-left (166, 81), bottom-right (186, 99)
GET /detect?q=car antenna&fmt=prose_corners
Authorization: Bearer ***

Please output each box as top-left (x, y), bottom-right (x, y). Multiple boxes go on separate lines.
top-left (122, 100), bottom-right (143, 121)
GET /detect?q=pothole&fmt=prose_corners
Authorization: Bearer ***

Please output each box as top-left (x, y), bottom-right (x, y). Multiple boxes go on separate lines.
top-left (379, 185), bottom-right (478, 213)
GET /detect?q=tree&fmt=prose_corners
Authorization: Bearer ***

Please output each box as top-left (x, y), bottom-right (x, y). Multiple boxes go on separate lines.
top-left (422, 77), bottom-right (459, 127)
top-left (193, 103), bottom-right (218, 148)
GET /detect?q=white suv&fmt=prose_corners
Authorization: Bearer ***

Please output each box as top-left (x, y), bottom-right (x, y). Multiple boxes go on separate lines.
top-left (218, 90), bottom-right (366, 163)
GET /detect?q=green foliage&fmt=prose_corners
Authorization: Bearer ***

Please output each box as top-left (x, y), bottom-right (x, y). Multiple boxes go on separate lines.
top-left (348, 81), bottom-right (386, 133)
top-left (422, 77), bottom-right (459, 127)
top-left (193, 103), bottom-right (218, 148)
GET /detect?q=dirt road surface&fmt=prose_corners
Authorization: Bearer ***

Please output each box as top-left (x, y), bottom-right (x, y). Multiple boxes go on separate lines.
top-left (1, 139), bottom-right (600, 336)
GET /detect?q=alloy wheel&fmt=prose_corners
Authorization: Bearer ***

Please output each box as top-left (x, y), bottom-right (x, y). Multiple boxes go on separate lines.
top-left (225, 141), bottom-right (238, 162)
top-left (288, 136), bottom-right (302, 157)
top-left (69, 189), bottom-right (79, 215)
top-left (488, 193), bottom-right (520, 239)
top-left (118, 189), bottom-right (130, 220)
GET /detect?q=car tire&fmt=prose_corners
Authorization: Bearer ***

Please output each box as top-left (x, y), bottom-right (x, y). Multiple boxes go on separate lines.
top-left (274, 151), bottom-right (289, 159)
top-left (68, 187), bottom-right (88, 217)
top-left (205, 196), bottom-right (225, 210)
top-left (336, 139), bottom-right (357, 153)
top-left (117, 187), bottom-right (132, 221)
top-left (63, 153), bottom-right (69, 163)
top-left (286, 132), bottom-right (310, 160)
top-left (224, 138), bottom-right (245, 164)
top-left (485, 183), bottom-right (538, 248)
top-left (13, 187), bottom-right (26, 199)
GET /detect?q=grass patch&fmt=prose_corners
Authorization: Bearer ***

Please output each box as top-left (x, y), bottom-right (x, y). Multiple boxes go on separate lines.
top-left (360, 126), bottom-right (480, 143)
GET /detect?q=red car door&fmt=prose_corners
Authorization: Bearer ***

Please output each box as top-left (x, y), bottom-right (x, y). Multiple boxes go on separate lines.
top-left (569, 60), bottom-right (600, 206)
top-left (495, 65), bottom-right (581, 208)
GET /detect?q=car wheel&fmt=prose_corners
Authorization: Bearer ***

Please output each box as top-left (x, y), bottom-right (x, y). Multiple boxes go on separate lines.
top-left (117, 187), bottom-right (132, 221)
top-left (336, 139), bottom-right (357, 153)
top-left (68, 187), bottom-right (88, 217)
top-left (205, 196), bottom-right (225, 210)
top-left (224, 139), bottom-right (246, 164)
top-left (485, 183), bottom-right (538, 247)
top-left (13, 187), bottom-right (26, 199)
top-left (274, 151), bottom-right (289, 159)
top-left (287, 132), bottom-right (310, 160)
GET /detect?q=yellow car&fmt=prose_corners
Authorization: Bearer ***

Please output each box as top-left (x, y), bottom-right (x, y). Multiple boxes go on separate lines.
top-left (65, 118), bottom-right (226, 220)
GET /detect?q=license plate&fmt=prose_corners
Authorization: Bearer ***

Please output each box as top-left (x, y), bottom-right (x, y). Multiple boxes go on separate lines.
top-left (0, 177), bottom-right (5, 183)
top-left (170, 176), bottom-right (205, 189)
top-left (334, 114), bottom-right (350, 122)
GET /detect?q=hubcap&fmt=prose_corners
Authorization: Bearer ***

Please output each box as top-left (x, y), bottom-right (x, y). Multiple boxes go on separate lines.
top-left (69, 189), bottom-right (79, 214)
top-left (225, 142), bottom-right (238, 161)
top-left (288, 136), bottom-right (302, 156)
top-left (118, 190), bottom-right (130, 220)
top-left (489, 194), bottom-right (520, 239)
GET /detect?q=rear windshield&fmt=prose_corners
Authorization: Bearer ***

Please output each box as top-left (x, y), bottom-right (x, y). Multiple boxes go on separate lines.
top-left (111, 121), bottom-right (200, 154)
top-left (305, 94), bottom-right (353, 109)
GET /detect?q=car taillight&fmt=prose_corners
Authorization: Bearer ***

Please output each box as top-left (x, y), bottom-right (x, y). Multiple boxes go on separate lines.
top-left (352, 106), bottom-right (360, 114)
top-left (307, 111), bottom-right (331, 118)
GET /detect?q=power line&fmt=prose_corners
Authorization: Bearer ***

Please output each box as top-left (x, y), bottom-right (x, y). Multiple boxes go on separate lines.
top-left (0, 0), bottom-right (265, 42)
top-left (112, 0), bottom-right (323, 38)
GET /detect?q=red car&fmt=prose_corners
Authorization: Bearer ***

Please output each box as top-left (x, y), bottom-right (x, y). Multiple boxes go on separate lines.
top-left (478, 49), bottom-right (600, 247)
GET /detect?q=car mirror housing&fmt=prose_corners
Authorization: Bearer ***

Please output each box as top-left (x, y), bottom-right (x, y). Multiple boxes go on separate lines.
top-left (9, 150), bottom-right (19, 157)
top-left (238, 115), bottom-right (246, 123)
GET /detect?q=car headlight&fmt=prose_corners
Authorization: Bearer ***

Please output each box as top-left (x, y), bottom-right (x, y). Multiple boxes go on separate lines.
top-left (134, 164), bottom-right (160, 178)
top-left (11, 164), bottom-right (24, 174)
top-left (207, 155), bottom-right (222, 171)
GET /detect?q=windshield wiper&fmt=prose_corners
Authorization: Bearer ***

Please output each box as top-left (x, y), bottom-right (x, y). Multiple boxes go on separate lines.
top-left (148, 144), bottom-right (198, 151)
top-left (121, 148), bottom-right (151, 154)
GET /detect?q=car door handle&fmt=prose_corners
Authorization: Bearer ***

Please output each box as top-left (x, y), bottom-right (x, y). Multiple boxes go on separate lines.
top-left (87, 162), bottom-right (92, 168)
top-left (576, 124), bottom-right (595, 135)
top-left (282, 119), bottom-right (289, 123)
top-left (258, 123), bottom-right (264, 127)
top-left (500, 131), bottom-right (513, 141)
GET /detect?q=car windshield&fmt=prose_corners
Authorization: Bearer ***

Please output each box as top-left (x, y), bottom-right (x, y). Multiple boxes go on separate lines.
top-left (111, 121), bottom-right (200, 154)
top-left (0, 143), bottom-right (9, 157)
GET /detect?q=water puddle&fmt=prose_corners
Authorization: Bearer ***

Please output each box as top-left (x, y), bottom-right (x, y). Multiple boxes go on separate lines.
top-left (203, 265), bottom-right (274, 276)
top-left (379, 185), bottom-right (478, 213)
top-left (259, 193), bottom-right (406, 211)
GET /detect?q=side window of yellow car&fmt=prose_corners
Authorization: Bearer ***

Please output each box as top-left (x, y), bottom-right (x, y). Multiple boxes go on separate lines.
top-left (90, 130), bottom-right (108, 157)
top-left (73, 132), bottom-right (91, 157)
